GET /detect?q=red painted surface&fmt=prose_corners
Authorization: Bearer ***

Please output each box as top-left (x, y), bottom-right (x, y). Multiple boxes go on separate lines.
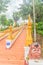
top-left (0, 29), bottom-right (26, 65)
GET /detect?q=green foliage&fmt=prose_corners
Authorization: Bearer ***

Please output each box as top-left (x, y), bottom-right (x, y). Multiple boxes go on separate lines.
top-left (19, 0), bottom-right (31, 19)
top-left (14, 22), bottom-right (19, 27)
top-left (0, 0), bottom-right (10, 13)
top-left (37, 30), bottom-right (43, 35)
top-left (17, 0), bottom-right (43, 22)
top-left (13, 12), bottom-right (20, 21)
top-left (0, 14), bottom-right (14, 27)
top-left (19, 4), bottom-right (31, 19)
top-left (36, 22), bottom-right (43, 35)
top-left (37, 22), bottom-right (43, 30)
top-left (32, 21), bottom-right (43, 36)
top-left (35, 3), bottom-right (43, 22)
top-left (8, 19), bottom-right (13, 26)
top-left (0, 15), bottom-right (7, 25)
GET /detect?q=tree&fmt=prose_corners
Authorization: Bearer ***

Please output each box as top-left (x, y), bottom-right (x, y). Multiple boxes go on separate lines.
top-left (8, 19), bottom-right (14, 26)
top-left (35, 3), bottom-right (43, 22)
top-left (19, 0), bottom-right (42, 21)
top-left (19, 0), bottom-right (31, 19)
top-left (0, 15), bottom-right (7, 26)
top-left (19, 4), bottom-right (31, 19)
top-left (0, 0), bottom-right (10, 13)
top-left (30, 2), bottom-right (43, 22)
top-left (36, 21), bottom-right (43, 35)
top-left (0, 14), bottom-right (14, 27)
top-left (13, 12), bottom-right (20, 22)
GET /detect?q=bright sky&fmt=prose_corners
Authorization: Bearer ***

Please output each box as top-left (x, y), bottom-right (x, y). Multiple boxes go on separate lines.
top-left (6, 0), bottom-right (23, 19)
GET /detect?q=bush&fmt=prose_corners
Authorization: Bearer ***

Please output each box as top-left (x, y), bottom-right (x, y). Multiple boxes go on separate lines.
top-left (36, 21), bottom-right (43, 36)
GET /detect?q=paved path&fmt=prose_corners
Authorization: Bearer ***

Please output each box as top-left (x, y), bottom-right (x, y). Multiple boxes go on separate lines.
top-left (0, 28), bottom-right (26, 65)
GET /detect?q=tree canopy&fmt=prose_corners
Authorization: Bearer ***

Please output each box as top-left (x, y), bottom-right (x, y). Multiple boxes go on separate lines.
top-left (0, 0), bottom-right (10, 13)
top-left (13, 12), bottom-right (20, 22)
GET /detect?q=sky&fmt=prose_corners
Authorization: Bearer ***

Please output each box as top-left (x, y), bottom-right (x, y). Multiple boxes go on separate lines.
top-left (6, 0), bottom-right (23, 19)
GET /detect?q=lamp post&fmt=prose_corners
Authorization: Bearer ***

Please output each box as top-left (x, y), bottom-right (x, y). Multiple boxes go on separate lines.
top-left (33, 0), bottom-right (36, 42)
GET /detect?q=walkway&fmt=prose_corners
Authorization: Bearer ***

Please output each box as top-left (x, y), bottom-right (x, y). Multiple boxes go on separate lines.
top-left (0, 28), bottom-right (26, 65)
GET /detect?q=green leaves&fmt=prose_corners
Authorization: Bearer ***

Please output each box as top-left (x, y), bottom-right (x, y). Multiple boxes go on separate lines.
top-left (18, 0), bottom-right (43, 22)
top-left (0, 14), bottom-right (13, 26)
top-left (0, 0), bottom-right (10, 13)
top-left (36, 22), bottom-right (43, 35)
top-left (8, 19), bottom-right (13, 26)
top-left (13, 12), bottom-right (20, 21)
top-left (0, 15), bottom-right (7, 25)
